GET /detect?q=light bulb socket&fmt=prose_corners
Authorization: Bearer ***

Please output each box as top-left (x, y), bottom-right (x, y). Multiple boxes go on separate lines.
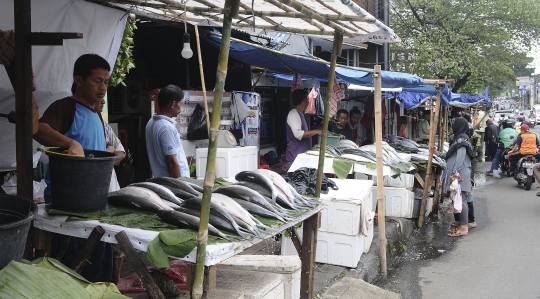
top-left (183, 32), bottom-right (190, 43)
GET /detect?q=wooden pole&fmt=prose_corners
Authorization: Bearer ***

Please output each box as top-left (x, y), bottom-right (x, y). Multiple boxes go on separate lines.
top-left (433, 108), bottom-right (448, 214)
top-left (373, 65), bottom-right (387, 276)
top-left (315, 30), bottom-right (343, 197)
top-left (194, 25), bottom-right (211, 135)
top-left (418, 86), bottom-right (442, 228)
top-left (192, 1), bottom-right (240, 299)
top-left (300, 212), bottom-right (321, 299)
top-left (14, 0), bottom-right (33, 201)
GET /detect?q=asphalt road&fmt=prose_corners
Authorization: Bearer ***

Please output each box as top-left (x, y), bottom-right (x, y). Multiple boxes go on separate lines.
top-left (375, 125), bottom-right (540, 299)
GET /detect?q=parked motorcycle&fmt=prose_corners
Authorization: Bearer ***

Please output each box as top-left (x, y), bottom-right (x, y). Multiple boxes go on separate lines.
top-left (514, 154), bottom-right (537, 190)
top-left (499, 148), bottom-right (512, 177)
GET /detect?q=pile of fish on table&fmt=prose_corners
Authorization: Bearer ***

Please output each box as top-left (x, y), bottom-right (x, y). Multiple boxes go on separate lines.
top-left (107, 169), bottom-right (320, 241)
top-left (388, 137), bottom-right (447, 169)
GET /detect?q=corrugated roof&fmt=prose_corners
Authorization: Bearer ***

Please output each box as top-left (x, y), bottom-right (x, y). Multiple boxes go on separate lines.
top-left (108, 0), bottom-right (400, 44)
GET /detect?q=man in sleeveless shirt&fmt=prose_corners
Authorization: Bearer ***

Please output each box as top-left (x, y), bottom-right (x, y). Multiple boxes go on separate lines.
top-left (286, 89), bottom-right (322, 165)
top-left (34, 54), bottom-right (113, 282)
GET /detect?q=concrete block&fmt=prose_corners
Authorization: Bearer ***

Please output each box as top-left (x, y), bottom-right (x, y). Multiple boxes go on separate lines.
top-left (216, 269), bottom-right (284, 299)
top-left (321, 277), bottom-right (400, 299)
top-left (219, 255), bottom-right (300, 299)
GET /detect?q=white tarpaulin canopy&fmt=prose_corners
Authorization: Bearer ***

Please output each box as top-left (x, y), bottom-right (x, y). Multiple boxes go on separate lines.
top-left (0, 0), bottom-right (127, 171)
top-left (109, 0), bottom-right (400, 46)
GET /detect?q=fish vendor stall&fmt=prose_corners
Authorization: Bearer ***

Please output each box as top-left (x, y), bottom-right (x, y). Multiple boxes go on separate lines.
top-left (29, 170), bottom-right (324, 298)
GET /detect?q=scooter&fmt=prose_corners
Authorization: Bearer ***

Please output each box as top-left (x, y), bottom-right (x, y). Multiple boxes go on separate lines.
top-left (499, 148), bottom-right (512, 177)
top-left (514, 154), bottom-right (537, 190)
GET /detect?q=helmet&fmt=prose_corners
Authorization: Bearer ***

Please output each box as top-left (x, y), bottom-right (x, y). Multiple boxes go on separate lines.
top-left (521, 124), bottom-right (530, 132)
top-left (502, 119), bottom-right (515, 129)
top-left (517, 115), bottom-right (524, 121)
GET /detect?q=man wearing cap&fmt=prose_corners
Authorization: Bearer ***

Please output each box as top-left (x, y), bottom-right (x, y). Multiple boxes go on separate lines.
top-left (509, 124), bottom-right (540, 171)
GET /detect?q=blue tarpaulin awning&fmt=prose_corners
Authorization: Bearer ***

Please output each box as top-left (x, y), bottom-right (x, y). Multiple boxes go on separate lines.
top-left (386, 84), bottom-right (451, 109)
top-left (202, 34), bottom-right (424, 89)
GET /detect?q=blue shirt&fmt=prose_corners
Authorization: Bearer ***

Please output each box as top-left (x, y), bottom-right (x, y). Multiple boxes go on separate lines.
top-left (146, 114), bottom-right (189, 177)
top-left (42, 100), bottom-right (106, 203)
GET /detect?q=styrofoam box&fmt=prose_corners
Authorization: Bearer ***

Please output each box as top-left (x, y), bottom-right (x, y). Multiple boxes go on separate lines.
top-left (216, 268), bottom-right (284, 299)
top-left (219, 255), bottom-right (300, 299)
top-left (281, 228), bottom-right (364, 268)
top-left (367, 174), bottom-right (414, 188)
top-left (196, 146), bottom-right (258, 180)
top-left (318, 179), bottom-right (373, 235)
top-left (372, 186), bottom-right (414, 218)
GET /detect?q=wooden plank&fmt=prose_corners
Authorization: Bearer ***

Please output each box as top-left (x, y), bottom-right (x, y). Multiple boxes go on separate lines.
top-left (414, 172), bottom-right (425, 188)
top-left (287, 227), bottom-right (302, 256)
top-left (69, 225), bottom-right (105, 273)
top-left (33, 228), bottom-right (51, 258)
top-left (116, 231), bottom-right (166, 299)
top-left (300, 211), bottom-right (321, 299)
top-left (56, 236), bottom-right (72, 262)
top-left (432, 170), bottom-right (442, 215)
top-left (30, 32), bottom-right (83, 46)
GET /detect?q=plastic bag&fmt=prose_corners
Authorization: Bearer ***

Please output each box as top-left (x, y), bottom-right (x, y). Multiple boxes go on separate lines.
top-left (305, 87), bottom-right (317, 115)
top-left (1, 177), bottom-right (17, 195)
top-left (187, 104), bottom-right (210, 140)
top-left (314, 88), bottom-right (324, 116)
top-left (288, 167), bottom-right (338, 196)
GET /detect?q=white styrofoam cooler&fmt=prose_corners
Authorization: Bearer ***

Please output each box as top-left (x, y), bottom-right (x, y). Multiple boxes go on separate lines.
top-left (363, 215), bottom-right (374, 253)
top-left (281, 228), bottom-right (364, 268)
top-left (196, 146), bottom-right (258, 180)
top-left (371, 186), bottom-right (415, 218)
top-left (318, 179), bottom-right (373, 236)
top-left (354, 172), bottom-right (414, 188)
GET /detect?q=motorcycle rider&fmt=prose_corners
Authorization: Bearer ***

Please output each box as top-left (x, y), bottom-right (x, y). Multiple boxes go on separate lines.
top-left (508, 124), bottom-right (540, 172)
top-left (488, 119), bottom-right (518, 177)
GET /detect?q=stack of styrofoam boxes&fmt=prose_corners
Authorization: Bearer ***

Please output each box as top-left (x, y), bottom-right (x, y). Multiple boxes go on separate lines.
top-left (372, 186), bottom-right (415, 218)
top-left (281, 179), bottom-right (375, 268)
top-left (196, 146), bottom-right (258, 181)
top-left (218, 255), bottom-right (301, 299)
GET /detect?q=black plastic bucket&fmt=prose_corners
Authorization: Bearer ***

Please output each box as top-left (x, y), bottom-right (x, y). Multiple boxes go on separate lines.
top-left (0, 194), bottom-right (37, 269)
top-left (46, 148), bottom-right (116, 212)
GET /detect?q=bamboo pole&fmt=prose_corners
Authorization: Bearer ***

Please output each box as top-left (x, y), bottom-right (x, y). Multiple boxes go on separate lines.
top-left (192, 1), bottom-right (240, 298)
top-left (314, 30), bottom-right (343, 197)
top-left (433, 108), bottom-right (448, 214)
top-left (194, 25), bottom-right (211, 136)
top-left (373, 65), bottom-right (387, 276)
top-left (418, 86), bottom-right (442, 228)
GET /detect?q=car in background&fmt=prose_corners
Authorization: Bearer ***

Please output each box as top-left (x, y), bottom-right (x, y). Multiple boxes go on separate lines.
top-left (533, 105), bottom-right (540, 124)
top-left (493, 110), bottom-right (513, 125)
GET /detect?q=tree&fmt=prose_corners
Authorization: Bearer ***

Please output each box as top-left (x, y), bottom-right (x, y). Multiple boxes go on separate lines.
top-left (390, 0), bottom-right (540, 94)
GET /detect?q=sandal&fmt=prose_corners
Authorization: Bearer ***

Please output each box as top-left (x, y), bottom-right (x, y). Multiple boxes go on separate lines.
top-left (448, 230), bottom-right (468, 237)
top-left (450, 221), bottom-right (460, 228)
top-left (468, 222), bottom-right (477, 228)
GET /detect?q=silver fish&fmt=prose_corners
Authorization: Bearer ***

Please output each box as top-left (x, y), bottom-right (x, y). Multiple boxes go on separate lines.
top-left (130, 182), bottom-right (183, 206)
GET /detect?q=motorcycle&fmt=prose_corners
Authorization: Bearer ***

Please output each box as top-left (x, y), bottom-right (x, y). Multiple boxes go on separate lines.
top-left (499, 148), bottom-right (512, 177)
top-left (514, 154), bottom-right (537, 190)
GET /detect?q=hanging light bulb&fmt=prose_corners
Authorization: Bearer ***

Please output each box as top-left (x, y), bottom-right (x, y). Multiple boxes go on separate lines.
top-left (181, 32), bottom-right (193, 59)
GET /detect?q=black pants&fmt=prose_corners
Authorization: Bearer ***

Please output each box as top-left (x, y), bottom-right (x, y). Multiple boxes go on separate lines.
top-left (454, 201), bottom-right (474, 223)
top-left (486, 142), bottom-right (498, 160)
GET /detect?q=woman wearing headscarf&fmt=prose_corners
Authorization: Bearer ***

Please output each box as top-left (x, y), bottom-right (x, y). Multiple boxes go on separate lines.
top-left (434, 117), bottom-right (474, 236)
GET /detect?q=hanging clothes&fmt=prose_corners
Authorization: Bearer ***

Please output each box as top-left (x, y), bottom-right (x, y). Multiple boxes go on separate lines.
top-left (305, 87), bottom-right (317, 115)
top-left (291, 72), bottom-right (303, 91)
top-left (329, 80), bottom-right (344, 118)
top-left (314, 87), bottom-right (324, 116)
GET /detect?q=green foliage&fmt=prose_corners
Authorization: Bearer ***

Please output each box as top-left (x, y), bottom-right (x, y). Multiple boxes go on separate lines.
top-left (390, 0), bottom-right (540, 94)
top-left (109, 17), bottom-right (137, 87)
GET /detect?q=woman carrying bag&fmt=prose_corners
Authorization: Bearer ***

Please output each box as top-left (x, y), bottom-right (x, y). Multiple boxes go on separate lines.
top-left (434, 117), bottom-right (474, 237)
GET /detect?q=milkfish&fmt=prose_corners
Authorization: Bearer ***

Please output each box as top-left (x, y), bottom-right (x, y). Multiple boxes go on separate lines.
top-left (229, 197), bottom-right (286, 222)
top-left (130, 182), bottom-right (183, 206)
top-left (147, 177), bottom-right (200, 196)
top-left (156, 209), bottom-right (232, 241)
top-left (116, 186), bottom-right (170, 209)
top-left (235, 171), bottom-right (277, 203)
top-left (175, 206), bottom-right (249, 237)
top-left (108, 186), bottom-right (172, 212)
top-left (177, 178), bottom-right (204, 193)
top-left (210, 193), bottom-right (258, 228)
top-left (235, 181), bottom-right (273, 199)
top-left (181, 197), bottom-right (247, 238)
top-left (214, 185), bottom-right (282, 216)
top-left (254, 169), bottom-right (297, 204)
